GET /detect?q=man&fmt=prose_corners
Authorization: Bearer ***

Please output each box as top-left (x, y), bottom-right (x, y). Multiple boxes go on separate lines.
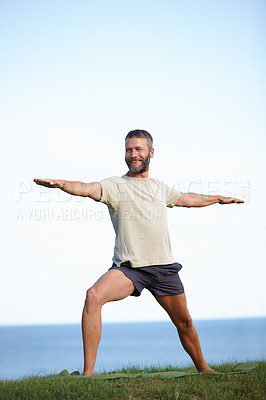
top-left (34, 129), bottom-right (244, 376)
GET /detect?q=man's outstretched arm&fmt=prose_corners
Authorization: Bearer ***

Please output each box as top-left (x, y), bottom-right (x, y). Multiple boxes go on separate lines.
top-left (175, 192), bottom-right (244, 208)
top-left (33, 179), bottom-right (102, 201)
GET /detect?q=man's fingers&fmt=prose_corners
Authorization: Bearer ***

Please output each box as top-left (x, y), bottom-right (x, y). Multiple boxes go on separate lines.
top-left (33, 179), bottom-right (58, 188)
top-left (219, 197), bottom-right (244, 204)
top-left (232, 198), bottom-right (244, 203)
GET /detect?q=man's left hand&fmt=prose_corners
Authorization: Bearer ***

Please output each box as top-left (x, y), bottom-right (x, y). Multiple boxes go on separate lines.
top-left (219, 197), bottom-right (244, 204)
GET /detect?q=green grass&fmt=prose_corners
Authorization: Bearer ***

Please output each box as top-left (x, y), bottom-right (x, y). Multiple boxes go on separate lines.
top-left (0, 361), bottom-right (265, 400)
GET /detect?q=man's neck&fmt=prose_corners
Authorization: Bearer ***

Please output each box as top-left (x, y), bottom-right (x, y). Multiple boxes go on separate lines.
top-left (125, 169), bottom-right (150, 179)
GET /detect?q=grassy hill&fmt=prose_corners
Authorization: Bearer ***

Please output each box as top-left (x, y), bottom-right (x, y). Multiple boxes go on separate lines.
top-left (0, 361), bottom-right (265, 400)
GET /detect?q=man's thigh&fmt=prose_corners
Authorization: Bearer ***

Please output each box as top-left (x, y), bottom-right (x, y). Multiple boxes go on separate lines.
top-left (91, 269), bottom-right (135, 304)
top-left (154, 293), bottom-right (191, 321)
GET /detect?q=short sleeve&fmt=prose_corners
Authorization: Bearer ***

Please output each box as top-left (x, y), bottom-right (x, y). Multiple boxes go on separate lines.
top-left (99, 177), bottom-right (120, 207)
top-left (163, 182), bottom-right (181, 208)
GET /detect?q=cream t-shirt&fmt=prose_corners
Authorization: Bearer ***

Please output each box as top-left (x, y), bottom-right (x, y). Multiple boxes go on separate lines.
top-left (99, 175), bottom-right (181, 268)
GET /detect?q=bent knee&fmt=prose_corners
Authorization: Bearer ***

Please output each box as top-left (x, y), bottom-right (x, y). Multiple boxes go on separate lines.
top-left (84, 286), bottom-right (103, 309)
top-left (176, 315), bottom-right (193, 330)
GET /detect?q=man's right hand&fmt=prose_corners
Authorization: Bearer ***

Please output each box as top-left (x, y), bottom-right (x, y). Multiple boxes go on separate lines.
top-left (33, 178), bottom-right (102, 200)
top-left (33, 178), bottom-right (63, 188)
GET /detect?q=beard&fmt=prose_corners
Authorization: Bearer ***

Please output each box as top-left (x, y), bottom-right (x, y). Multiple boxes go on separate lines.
top-left (125, 154), bottom-right (151, 173)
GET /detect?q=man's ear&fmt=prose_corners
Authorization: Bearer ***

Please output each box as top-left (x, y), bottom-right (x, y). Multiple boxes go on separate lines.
top-left (150, 148), bottom-right (154, 158)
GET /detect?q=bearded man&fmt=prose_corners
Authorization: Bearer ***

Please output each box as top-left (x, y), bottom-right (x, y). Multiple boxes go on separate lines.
top-left (34, 129), bottom-right (244, 376)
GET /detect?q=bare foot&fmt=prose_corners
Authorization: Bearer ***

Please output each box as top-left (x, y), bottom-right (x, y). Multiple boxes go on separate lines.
top-left (82, 369), bottom-right (94, 377)
top-left (198, 366), bottom-right (215, 373)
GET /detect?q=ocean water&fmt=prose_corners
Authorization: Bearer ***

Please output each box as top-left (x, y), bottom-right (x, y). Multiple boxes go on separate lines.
top-left (0, 318), bottom-right (265, 380)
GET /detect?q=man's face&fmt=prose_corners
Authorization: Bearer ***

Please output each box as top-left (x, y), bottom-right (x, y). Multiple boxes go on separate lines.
top-left (125, 137), bottom-right (154, 173)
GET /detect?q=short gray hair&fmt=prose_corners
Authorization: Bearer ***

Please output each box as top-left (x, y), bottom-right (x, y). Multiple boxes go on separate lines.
top-left (125, 130), bottom-right (153, 151)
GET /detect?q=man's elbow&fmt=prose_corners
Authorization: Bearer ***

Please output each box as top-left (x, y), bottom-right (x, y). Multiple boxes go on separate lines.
top-left (175, 193), bottom-right (194, 208)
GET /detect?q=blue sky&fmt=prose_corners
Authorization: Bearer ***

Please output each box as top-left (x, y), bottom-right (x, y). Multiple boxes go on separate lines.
top-left (0, 0), bottom-right (265, 325)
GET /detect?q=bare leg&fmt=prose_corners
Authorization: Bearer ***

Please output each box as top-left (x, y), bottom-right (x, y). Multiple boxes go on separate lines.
top-left (154, 293), bottom-right (214, 372)
top-left (82, 269), bottom-right (134, 376)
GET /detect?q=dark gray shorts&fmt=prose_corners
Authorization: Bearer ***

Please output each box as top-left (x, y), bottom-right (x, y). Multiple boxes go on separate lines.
top-left (109, 261), bottom-right (184, 297)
